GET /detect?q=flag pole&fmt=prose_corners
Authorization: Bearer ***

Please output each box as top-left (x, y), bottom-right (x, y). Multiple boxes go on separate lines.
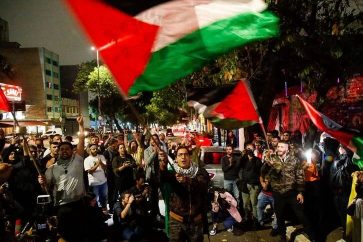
top-left (259, 117), bottom-right (271, 151)
top-left (10, 110), bottom-right (50, 195)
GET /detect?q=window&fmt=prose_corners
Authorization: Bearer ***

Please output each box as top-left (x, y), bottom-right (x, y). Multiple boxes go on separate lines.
top-left (46, 94), bottom-right (52, 100)
top-left (52, 60), bottom-right (58, 66)
top-left (45, 69), bottom-right (51, 76)
top-left (45, 82), bottom-right (52, 88)
top-left (54, 96), bottom-right (59, 101)
top-left (47, 107), bottom-right (52, 112)
top-left (46, 58), bottom-right (51, 64)
top-left (53, 72), bottom-right (59, 78)
top-left (53, 84), bottom-right (59, 90)
top-left (54, 107), bottom-right (59, 112)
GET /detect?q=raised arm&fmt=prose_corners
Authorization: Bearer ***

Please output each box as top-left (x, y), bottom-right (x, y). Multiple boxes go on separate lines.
top-left (76, 116), bottom-right (85, 157)
top-left (23, 139), bottom-right (30, 157)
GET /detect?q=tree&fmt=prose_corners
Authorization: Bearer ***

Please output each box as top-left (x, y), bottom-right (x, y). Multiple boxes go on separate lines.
top-left (87, 66), bottom-right (119, 97)
top-left (73, 61), bottom-right (153, 129)
top-left (73, 60), bottom-right (97, 93)
top-left (145, 85), bottom-right (185, 126)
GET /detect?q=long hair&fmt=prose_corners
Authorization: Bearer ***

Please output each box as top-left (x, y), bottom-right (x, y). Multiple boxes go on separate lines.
top-left (118, 143), bottom-right (128, 156)
top-left (128, 140), bottom-right (138, 153)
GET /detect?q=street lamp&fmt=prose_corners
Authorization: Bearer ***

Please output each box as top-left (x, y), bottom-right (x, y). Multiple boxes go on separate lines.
top-left (91, 46), bottom-right (102, 131)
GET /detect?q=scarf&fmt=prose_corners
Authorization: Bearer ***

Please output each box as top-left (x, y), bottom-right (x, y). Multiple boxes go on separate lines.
top-left (172, 162), bottom-right (199, 178)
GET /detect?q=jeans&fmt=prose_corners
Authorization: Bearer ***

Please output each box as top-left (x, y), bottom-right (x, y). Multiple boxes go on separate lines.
top-left (121, 226), bottom-right (144, 242)
top-left (91, 182), bottom-right (108, 209)
top-left (257, 191), bottom-right (277, 229)
top-left (241, 184), bottom-right (260, 220)
top-left (224, 179), bottom-right (240, 205)
top-left (211, 212), bottom-right (235, 229)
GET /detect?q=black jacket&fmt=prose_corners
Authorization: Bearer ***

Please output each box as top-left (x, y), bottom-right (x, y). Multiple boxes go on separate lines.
top-left (240, 155), bottom-right (262, 185)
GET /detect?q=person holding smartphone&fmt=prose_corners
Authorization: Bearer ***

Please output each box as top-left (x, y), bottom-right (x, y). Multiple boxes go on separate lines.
top-left (113, 190), bottom-right (145, 241)
top-left (112, 143), bottom-right (136, 203)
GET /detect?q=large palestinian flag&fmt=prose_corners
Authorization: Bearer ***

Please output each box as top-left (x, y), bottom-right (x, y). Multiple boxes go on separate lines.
top-left (187, 80), bottom-right (260, 129)
top-left (297, 95), bottom-right (363, 169)
top-left (65, 0), bottom-right (279, 96)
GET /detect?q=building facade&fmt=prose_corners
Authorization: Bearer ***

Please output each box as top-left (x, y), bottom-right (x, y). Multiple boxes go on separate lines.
top-left (0, 18), bottom-right (9, 42)
top-left (0, 46), bottom-right (62, 133)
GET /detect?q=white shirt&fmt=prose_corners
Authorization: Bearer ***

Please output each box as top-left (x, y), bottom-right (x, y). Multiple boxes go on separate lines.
top-left (43, 148), bottom-right (51, 158)
top-left (45, 154), bottom-right (85, 206)
top-left (84, 154), bottom-right (107, 186)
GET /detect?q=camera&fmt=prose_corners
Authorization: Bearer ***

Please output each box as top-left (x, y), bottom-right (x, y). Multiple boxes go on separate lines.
top-left (37, 195), bottom-right (51, 204)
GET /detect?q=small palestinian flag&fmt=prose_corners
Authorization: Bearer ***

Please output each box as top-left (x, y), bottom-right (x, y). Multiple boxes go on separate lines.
top-left (187, 80), bottom-right (260, 129)
top-left (65, 0), bottom-right (279, 96)
top-left (0, 88), bottom-right (10, 112)
top-left (297, 95), bottom-right (363, 169)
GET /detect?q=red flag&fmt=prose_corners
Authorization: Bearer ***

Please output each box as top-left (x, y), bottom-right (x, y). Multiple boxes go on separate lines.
top-left (65, 0), bottom-right (159, 95)
top-left (296, 95), bottom-right (355, 148)
top-left (211, 80), bottom-right (260, 128)
top-left (0, 89), bottom-right (10, 112)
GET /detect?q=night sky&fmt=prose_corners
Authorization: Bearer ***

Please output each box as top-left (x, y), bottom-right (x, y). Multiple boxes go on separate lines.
top-left (0, 0), bottom-right (94, 65)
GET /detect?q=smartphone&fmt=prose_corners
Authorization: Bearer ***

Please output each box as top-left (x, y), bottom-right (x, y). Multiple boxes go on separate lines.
top-left (37, 195), bottom-right (51, 204)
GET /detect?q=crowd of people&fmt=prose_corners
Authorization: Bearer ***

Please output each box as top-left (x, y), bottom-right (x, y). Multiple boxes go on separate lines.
top-left (220, 130), bottom-right (361, 242)
top-left (0, 119), bottom-right (361, 242)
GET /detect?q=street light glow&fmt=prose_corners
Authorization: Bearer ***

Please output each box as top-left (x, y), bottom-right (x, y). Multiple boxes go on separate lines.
top-left (90, 46), bottom-right (96, 51)
top-left (304, 149), bottom-right (312, 164)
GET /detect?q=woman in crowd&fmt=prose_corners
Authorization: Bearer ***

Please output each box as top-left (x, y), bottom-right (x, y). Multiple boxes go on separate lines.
top-left (209, 187), bottom-right (242, 236)
top-left (112, 143), bottom-right (136, 203)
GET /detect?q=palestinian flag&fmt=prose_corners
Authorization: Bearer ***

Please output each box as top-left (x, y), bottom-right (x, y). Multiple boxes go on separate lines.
top-left (187, 80), bottom-right (259, 129)
top-left (297, 95), bottom-right (363, 169)
top-left (0, 88), bottom-right (10, 112)
top-left (65, 0), bottom-right (279, 96)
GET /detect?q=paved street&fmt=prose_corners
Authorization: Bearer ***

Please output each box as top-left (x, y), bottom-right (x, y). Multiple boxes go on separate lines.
top-left (205, 228), bottom-right (280, 242)
top-left (204, 226), bottom-right (343, 242)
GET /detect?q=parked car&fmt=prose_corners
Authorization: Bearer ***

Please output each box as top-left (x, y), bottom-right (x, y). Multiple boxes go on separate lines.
top-left (166, 128), bottom-right (174, 137)
top-left (200, 146), bottom-right (242, 188)
top-left (41, 128), bottom-right (63, 139)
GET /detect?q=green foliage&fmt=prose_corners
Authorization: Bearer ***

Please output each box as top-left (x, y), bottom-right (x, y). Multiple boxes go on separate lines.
top-left (73, 60), bottom-right (96, 93)
top-left (87, 66), bottom-right (119, 97)
top-left (145, 83), bottom-right (186, 126)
